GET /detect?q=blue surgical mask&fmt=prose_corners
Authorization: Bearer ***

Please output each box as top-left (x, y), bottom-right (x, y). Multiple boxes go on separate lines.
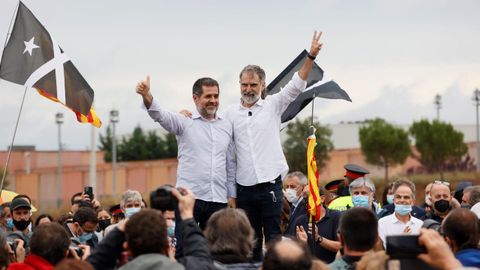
top-left (394, 204), bottom-right (412, 216)
top-left (386, 195), bottom-right (394, 205)
top-left (77, 232), bottom-right (93, 243)
top-left (6, 218), bottom-right (13, 230)
top-left (352, 195), bottom-right (370, 208)
top-left (124, 207), bottom-right (141, 218)
top-left (167, 224), bottom-right (175, 237)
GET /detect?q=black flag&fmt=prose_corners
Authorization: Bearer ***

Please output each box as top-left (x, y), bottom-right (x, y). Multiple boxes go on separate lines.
top-left (0, 2), bottom-right (101, 127)
top-left (267, 50), bottom-right (351, 123)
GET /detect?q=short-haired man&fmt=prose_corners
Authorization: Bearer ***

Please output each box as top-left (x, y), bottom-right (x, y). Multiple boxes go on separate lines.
top-left (261, 239), bottom-right (312, 270)
top-left (9, 223), bottom-right (73, 269)
top-left (378, 179), bottom-right (423, 248)
top-left (426, 180), bottom-right (452, 223)
top-left (65, 207), bottom-right (99, 250)
top-left (283, 171), bottom-right (308, 237)
top-left (442, 208), bottom-right (480, 267)
top-left (227, 31), bottom-right (323, 261)
top-left (294, 186), bottom-right (341, 264)
top-left (465, 185), bottom-right (480, 207)
top-left (137, 76), bottom-right (235, 257)
top-left (345, 177), bottom-right (381, 214)
top-left (328, 207), bottom-right (378, 270)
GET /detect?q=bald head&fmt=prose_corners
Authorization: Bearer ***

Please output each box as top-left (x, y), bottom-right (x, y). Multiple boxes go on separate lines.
top-left (430, 183), bottom-right (451, 202)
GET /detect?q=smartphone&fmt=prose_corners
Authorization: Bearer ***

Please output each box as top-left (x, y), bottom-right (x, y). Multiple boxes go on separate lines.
top-left (84, 186), bottom-right (94, 200)
top-left (386, 235), bottom-right (425, 259)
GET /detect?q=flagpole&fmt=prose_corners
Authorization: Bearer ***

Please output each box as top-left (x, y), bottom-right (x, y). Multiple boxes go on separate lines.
top-left (0, 86), bottom-right (29, 196)
top-left (2, 2), bottom-right (19, 49)
top-left (310, 93), bottom-right (316, 254)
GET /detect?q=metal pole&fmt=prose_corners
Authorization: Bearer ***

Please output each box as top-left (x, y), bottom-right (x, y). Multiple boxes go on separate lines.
top-left (110, 109), bottom-right (119, 198)
top-left (56, 113), bottom-right (63, 208)
top-left (434, 94), bottom-right (441, 121)
top-left (474, 89), bottom-right (480, 171)
top-left (89, 124), bottom-right (97, 192)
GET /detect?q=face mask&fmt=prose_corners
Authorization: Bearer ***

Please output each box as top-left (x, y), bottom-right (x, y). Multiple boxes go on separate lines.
top-left (285, 188), bottom-right (299, 204)
top-left (434, 199), bottom-right (450, 213)
top-left (352, 195), bottom-right (370, 208)
top-left (425, 195), bottom-right (432, 206)
top-left (13, 219), bottom-right (30, 231)
top-left (394, 204), bottom-right (412, 216)
top-left (77, 232), bottom-right (93, 243)
top-left (98, 219), bottom-right (111, 231)
top-left (167, 224), bottom-right (175, 237)
top-left (124, 207), bottom-right (141, 218)
top-left (6, 218), bottom-right (13, 229)
top-left (386, 195), bottom-right (394, 205)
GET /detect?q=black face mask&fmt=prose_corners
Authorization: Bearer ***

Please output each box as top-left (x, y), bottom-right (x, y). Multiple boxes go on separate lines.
top-left (98, 219), bottom-right (111, 231)
top-left (434, 199), bottom-right (450, 213)
top-left (13, 219), bottom-right (30, 231)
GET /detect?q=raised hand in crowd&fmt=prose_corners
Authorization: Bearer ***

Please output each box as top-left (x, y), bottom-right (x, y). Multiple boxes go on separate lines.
top-left (136, 75), bottom-right (153, 109)
top-left (69, 244), bottom-right (91, 261)
top-left (296, 225), bottom-right (308, 243)
top-left (7, 239), bottom-right (25, 263)
top-left (171, 187), bottom-right (195, 220)
top-left (417, 228), bottom-right (462, 270)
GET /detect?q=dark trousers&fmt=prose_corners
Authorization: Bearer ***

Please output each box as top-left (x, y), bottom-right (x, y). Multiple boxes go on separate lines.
top-left (175, 199), bottom-right (227, 258)
top-left (237, 176), bottom-right (283, 262)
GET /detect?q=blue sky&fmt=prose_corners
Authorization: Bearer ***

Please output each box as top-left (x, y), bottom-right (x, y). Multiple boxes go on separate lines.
top-left (0, 0), bottom-right (479, 150)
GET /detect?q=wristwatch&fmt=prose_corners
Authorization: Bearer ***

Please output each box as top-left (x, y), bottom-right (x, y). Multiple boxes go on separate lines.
top-left (316, 235), bottom-right (323, 244)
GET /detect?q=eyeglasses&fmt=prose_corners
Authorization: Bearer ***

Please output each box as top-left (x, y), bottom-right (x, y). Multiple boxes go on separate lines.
top-left (434, 180), bottom-right (450, 187)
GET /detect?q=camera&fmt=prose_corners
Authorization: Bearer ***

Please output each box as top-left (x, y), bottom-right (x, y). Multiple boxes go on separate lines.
top-left (6, 240), bottom-right (17, 254)
top-left (150, 185), bottom-right (178, 211)
top-left (386, 235), bottom-right (426, 259)
top-left (69, 241), bottom-right (84, 258)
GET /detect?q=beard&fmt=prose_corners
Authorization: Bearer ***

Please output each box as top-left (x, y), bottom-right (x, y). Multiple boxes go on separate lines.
top-left (241, 90), bottom-right (260, 105)
top-left (205, 105), bottom-right (217, 116)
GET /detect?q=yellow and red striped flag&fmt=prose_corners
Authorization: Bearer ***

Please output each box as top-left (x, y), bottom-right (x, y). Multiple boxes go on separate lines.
top-left (307, 127), bottom-right (322, 221)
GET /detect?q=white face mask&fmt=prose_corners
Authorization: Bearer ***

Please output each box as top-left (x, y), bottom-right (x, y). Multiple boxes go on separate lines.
top-left (285, 188), bottom-right (299, 203)
top-left (425, 194), bottom-right (432, 206)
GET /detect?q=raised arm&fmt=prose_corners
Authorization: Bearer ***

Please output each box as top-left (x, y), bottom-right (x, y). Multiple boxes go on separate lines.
top-left (298, 31), bottom-right (323, 81)
top-left (136, 75), bottom-right (154, 109)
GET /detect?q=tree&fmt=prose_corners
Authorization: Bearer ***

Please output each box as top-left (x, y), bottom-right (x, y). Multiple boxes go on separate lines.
top-left (409, 119), bottom-right (468, 179)
top-left (99, 125), bottom-right (178, 162)
top-left (99, 126), bottom-right (113, 162)
top-left (359, 118), bottom-right (411, 182)
top-left (283, 118), bottom-right (333, 175)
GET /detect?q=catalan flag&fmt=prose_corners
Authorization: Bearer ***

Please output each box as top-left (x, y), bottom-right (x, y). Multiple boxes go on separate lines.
top-left (0, 2), bottom-right (101, 127)
top-left (307, 127), bottom-right (322, 221)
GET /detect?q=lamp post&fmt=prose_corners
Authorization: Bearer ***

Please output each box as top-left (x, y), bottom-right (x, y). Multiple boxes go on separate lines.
top-left (110, 109), bottom-right (119, 197)
top-left (473, 89), bottom-right (480, 171)
top-left (434, 94), bottom-right (442, 121)
top-left (55, 112), bottom-right (64, 208)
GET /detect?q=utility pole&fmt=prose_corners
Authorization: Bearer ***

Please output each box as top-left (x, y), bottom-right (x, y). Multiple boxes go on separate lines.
top-left (110, 109), bottom-right (119, 198)
top-left (473, 89), bottom-right (480, 171)
top-left (434, 94), bottom-right (442, 121)
top-left (55, 112), bottom-right (64, 208)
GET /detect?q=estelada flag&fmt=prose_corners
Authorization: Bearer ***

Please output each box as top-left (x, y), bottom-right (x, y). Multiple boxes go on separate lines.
top-left (267, 50), bottom-right (351, 123)
top-left (307, 127), bottom-right (322, 222)
top-left (0, 2), bottom-right (101, 127)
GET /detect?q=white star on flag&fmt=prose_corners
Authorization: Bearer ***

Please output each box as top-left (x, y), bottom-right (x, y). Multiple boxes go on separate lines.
top-left (23, 37), bottom-right (39, 56)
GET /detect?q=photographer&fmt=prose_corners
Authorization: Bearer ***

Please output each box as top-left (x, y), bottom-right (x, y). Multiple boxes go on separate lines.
top-left (87, 187), bottom-right (216, 270)
top-left (9, 223), bottom-right (89, 269)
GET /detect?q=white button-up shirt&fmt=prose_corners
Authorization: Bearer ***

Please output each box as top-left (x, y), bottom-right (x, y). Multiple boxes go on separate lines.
top-left (378, 212), bottom-right (423, 249)
top-left (225, 72), bottom-right (306, 186)
top-left (144, 98), bottom-right (236, 203)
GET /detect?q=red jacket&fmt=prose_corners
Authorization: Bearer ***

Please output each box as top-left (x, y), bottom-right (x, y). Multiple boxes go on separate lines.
top-left (8, 254), bottom-right (53, 270)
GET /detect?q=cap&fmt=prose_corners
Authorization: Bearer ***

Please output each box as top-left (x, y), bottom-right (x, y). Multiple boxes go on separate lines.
top-left (109, 204), bottom-right (123, 216)
top-left (325, 179), bottom-right (344, 192)
top-left (344, 164), bottom-right (369, 180)
top-left (10, 198), bottom-right (31, 211)
top-left (455, 181), bottom-right (472, 193)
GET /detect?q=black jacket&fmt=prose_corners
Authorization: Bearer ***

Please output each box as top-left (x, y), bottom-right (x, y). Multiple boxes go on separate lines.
top-left (284, 198), bottom-right (307, 236)
top-left (87, 218), bottom-right (216, 270)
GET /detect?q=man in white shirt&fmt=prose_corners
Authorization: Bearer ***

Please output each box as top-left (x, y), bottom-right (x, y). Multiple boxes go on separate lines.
top-left (136, 76), bottom-right (235, 256)
top-left (378, 178), bottom-right (423, 249)
top-left (225, 31), bottom-right (323, 261)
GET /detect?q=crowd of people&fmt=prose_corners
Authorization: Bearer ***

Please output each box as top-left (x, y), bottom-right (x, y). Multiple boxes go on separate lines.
top-left (0, 31), bottom-right (479, 269)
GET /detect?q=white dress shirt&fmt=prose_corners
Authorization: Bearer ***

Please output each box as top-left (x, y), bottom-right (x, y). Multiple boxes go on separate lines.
top-left (378, 212), bottom-right (423, 249)
top-left (144, 98), bottom-right (236, 203)
top-left (225, 72), bottom-right (306, 186)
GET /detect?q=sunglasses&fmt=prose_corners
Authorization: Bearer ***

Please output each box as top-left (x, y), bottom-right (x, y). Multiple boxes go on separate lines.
top-left (434, 180), bottom-right (450, 187)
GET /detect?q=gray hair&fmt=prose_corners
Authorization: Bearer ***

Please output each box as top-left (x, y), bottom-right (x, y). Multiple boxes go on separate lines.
top-left (468, 186), bottom-right (480, 206)
top-left (239, 65), bottom-right (266, 82)
top-left (285, 171), bottom-right (308, 186)
top-left (120, 189), bottom-right (142, 209)
top-left (349, 177), bottom-right (376, 194)
top-left (392, 178), bottom-right (416, 199)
